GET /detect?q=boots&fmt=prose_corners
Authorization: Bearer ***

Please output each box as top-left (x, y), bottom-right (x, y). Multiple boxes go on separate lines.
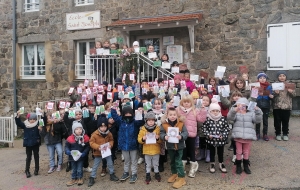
top-left (88, 177), bottom-right (95, 187)
top-left (182, 160), bottom-right (187, 173)
top-left (199, 149), bottom-right (205, 160)
top-left (34, 168), bottom-right (39, 176)
top-left (167, 174), bottom-right (178, 183)
top-left (243, 159), bottom-right (251, 174)
top-left (172, 177), bottom-right (186, 189)
top-left (158, 155), bottom-right (164, 172)
top-left (205, 150), bottom-right (210, 163)
top-left (188, 161), bottom-right (199, 178)
top-left (236, 160), bottom-right (242, 174)
top-left (145, 173), bottom-right (151, 184)
top-left (25, 170), bottom-right (31, 178)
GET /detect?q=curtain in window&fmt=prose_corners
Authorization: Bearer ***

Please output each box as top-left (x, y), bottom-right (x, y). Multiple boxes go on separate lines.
top-left (37, 45), bottom-right (45, 74)
top-left (25, 45), bottom-right (34, 73)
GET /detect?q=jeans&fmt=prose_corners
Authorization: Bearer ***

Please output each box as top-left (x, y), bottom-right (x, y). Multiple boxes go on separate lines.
top-left (25, 144), bottom-right (39, 171)
top-left (273, 109), bottom-right (291, 136)
top-left (169, 149), bottom-right (185, 178)
top-left (46, 143), bottom-right (63, 168)
top-left (71, 160), bottom-right (84, 179)
top-left (256, 108), bottom-right (269, 135)
top-left (91, 156), bottom-right (114, 178)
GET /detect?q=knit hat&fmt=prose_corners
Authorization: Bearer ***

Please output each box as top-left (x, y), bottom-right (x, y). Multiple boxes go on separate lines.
top-left (74, 108), bottom-right (82, 114)
top-left (174, 74), bottom-right (181, 81)
top-left (276, 70), bottom-right (287, 78)
top-left (257, 72), bottom-right (268, 79)
top-left (115, 78), bottom-right (122, 84)
top-left (123, 94), bottom-right (130, 101)
top-left (28, 113), bottom-right (37, 120)
top-left (133, 41), bottom-right (139, 46)
top-left (122, 103), bottom-right (133, 116)
top-left (235, 97), bottom-right (249, 106)
top-left (97, 114), bottom-right (108, 128)
top-left (191, 89), bottom-right (200, 99)
top-left (72, 122), bottom-right (85, 135)
top-left (144, 111), bottom-right (156, 121)
top-left (102, 81), bottom-right (108, 86)
top-left (208, 98), bottom-right (221, 112)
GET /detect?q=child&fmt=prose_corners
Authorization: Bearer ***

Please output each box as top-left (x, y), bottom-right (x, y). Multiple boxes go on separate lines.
top-left (88, 115), bottom-right (119, 187)
top-left (184, 70), bottom-right (196, 93)
top-left (255, 72), bottom-right (273, 141)
top-left (160, 107), bottom-right (188, 189)
top-left (138, 111), bottom-right (162, 184)
top-left (152, 98), bottom-right (166, 172)
top-left (111, 103), bottom-right (145, 183)
top-left (273, 71), bottom-right (296, 141)
top-left (15, 112), bottom-right (42, 178)
top-left (202, 98), bottom-right (230, 173)
top-left (227, 97), bottom-right (263, 175)
top-left (65, 122), bottom-right (90, 186)
top-left (176, 95), bottom-right (207, 178)
top-left (232, 77), bottom-right (251, 99)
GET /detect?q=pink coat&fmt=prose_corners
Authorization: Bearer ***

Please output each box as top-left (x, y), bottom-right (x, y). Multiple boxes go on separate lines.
top-left (185, 79), bottom-right (195, 94)
top-left (176, 107), bottom-right (207, 137)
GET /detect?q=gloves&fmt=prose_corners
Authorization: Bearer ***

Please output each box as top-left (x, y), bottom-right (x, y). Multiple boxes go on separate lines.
top-left (81, 152), bottom-right (86, 158)
top-left (65, 150), bottom-right (71, 156)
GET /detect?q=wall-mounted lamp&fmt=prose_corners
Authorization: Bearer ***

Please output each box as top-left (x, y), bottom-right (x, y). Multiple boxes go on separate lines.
top-left (140, 25), bottom-right (143, 28)
top-left (123, 26), bottom-right (126, 29)
top-left (157, 23), bottom-right (160, 27)
top-left (196, 20), bottom-right (198, 23)
top-left (176, 21), bottom-right (179, 25)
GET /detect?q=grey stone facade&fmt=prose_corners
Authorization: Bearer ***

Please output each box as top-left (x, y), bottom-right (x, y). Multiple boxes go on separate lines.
top-left (0, 0), bottom-right (300, 115)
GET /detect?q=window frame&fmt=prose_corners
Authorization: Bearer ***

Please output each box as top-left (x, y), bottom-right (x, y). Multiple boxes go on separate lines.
top-left (74, 0), bottom-right (94, 7)
top-left (75, 40), bottom-right (95, 80)
top-left (21, 43), bottom-right (45, 80)
top-left (24, 0), bottom-right (39, 12)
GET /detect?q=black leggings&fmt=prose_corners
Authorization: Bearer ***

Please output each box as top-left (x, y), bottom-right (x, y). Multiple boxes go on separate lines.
top-left (25, 144), bottom-right (39, 171)
top-left (182, 137), bottom-right (196, 162)
top-left (208, 144), bottom-right (224, 163)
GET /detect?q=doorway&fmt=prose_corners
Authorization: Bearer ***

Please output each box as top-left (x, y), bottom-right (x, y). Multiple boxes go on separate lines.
top-left (136, 35), bottom-right (162, 58)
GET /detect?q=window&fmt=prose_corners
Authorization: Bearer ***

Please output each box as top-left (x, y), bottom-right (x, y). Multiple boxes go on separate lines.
top-left (21, 44), bottom-right (45, 79)
top-left (24, 0), bottom-right (39, 12)
top-left (267, 22), bottom-right (300, 70)
top-left (75, 41), bottom-right (95, 79)
top-left (75, 0), bottom-right (94, 6)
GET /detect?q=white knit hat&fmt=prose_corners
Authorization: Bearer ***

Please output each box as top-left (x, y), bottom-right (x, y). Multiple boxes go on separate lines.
top-left (133, 41), bottom-right (139, 46)
top-left (208, 98), bottom-right (221, 112)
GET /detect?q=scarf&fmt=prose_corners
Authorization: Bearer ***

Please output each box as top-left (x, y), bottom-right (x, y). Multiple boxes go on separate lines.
top-left (180, 106), bottom-right (192, 114)
top-left (153, 109), bottom-right (163, 115)
top-left (123, 116), bottom-right (133, 123)
top-left (98, 128), bottom-right (110, 137)
top-left (74, 134), bottom-right (85, 146)
top-left (259, 81), bottom-right (270, 90)
top-left (24, 120), bottom-right (38, 128)
top-left (167, 119), bottom-right (177, 127)
top-left (207, 112), bottom-right (222, 121)
top-left (144, 123), bottom-right (156, 132)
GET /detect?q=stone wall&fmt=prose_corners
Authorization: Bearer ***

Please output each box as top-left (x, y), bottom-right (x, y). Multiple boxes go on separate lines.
top-left (0, 0), bottom-right (300, 116)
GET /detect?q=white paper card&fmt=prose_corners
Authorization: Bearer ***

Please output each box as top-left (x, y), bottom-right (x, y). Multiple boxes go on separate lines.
top-left (161, 62), bottom-right (171, 69)
top-left (103, 49), bottom-right (110, 55)
top-left (134, 47), bottom-right (140, 53)
top-left (213, 95), bottom-right (221, 102)
top-left (168, 127), bottom-right (179, 143)
top-left (71, 150), bottom-right (82, 161)
top-left (130, 74), bottom-right (135, 80)
top-left (173, 96), bottom-right (180, 107)
top-left (122, 74), bottom-right (126, 81)
top-left (100, 142), bottom-right (112, 158)
top-left (190, 74), bottom-right (199, 81)
top-left (68, 87), bottom-right (74, 94)
top-left (171, 67), bottom-right (179, 73)
top-left (247, 101), bottom-right (257, 111)
top-left (96, 48), bottom-right (104, 55)
top-left (214, 71), bottom-right (224, 79)
top-left (249, 82), bottom-right (260, 87)
top-left (218, 85), bottom-right (230, 97)
top-left (251, 88), bottom-right (259, 98)
top-left (135, 110), bottom-right (143, 120)
top-left (217, 66), bottom-right (226, 72)
top-left (148, 52), bottom-right (157, 59)
top-left (146, 133), bottom-right (157, 144)
top-left (272, 82), bottom-right (285, 90)
top-left (36, 107), bottom-right (42, 116)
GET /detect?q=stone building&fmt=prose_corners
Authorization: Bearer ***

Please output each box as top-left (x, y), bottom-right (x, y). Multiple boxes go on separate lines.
top-left (0, 0), bottom-right (299, 115)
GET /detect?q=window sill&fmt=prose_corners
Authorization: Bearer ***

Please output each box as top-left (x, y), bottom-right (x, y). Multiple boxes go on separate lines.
top-left (18, 78), bottom-right (46, 82)
top-left (24, 10), bottom-right (40, 13)
top-left (75, 3), bottom-right (94, 7)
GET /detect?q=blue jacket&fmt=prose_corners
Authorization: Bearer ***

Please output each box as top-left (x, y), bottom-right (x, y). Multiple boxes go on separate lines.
top-left (111, 108), bottom-right (144, 151)
top-left (256, 85), bottom-right (272, 108)
top-left (15, 117), bottom-right (41, 147)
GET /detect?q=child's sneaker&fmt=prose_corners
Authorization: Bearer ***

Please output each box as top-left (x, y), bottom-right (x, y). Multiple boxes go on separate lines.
top-left (101, 168), bottom-right (107, 177)
top-left (129, 174), bottom-right (138, 183)
top-left (145, 173), bottom-right (151, 184)
top-left (263, 135), bottom-right (269, 141)
top-left (256, 134), bottom-right (260, 140)
top-left (276, 135), bottom-right (282, 141)
top-left (232, 155), bottom-right (236, 163)
top-left (83, 167), bottom-right (92, 172)
top-left (121, 154), bottom-right (125, 162)
top-left (110, 173), bottom-right (119, 181)
top-left (154, 173), bottom-right (161, 182)
top-left (283, 135), bottom-right (289, 141)
top-left (48, 167), bottom-right (55, 174)
top-left (209, 163), bottom-right (215, 173)
top-left (138, 157), bottom-right (144, 164)
top-left (56, 165), bottom-right (61, 172)
top-left (219, 163), bottom-right (227, 173)
top-left (120, 172), bottom-right (130, 181)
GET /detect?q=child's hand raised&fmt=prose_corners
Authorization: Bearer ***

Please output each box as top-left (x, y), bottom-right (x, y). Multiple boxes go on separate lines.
top-left (143, 135), bottom-right (147, 140)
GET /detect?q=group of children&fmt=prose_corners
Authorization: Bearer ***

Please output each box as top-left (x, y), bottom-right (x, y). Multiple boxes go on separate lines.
top-left (15, 69), bottom-right (295, 189)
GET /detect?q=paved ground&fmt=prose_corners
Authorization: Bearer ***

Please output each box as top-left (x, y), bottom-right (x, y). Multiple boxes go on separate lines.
top-left (1, 117), bottom-right (300, 190)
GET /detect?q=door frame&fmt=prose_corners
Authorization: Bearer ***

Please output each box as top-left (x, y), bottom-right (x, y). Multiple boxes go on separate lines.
top-left (135, 35), bottom-right (163, 57)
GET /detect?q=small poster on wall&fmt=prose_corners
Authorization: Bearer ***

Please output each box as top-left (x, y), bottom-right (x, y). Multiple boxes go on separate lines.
top-left (163, 36), bottom-right (174, 45)
top-left (167, 45), bottom-right (183, 64)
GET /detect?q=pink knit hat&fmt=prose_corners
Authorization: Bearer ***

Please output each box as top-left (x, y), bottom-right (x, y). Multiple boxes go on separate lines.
top-left (174, 74), bottom-right (181, 80)
top-left (208, 98), bottom-right (221, 112)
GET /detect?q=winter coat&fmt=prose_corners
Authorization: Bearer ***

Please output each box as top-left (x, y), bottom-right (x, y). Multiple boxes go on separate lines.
top-left (138, 125), bottom-right (161, 155)
top-left (185, 80), bottom-right (195, 94)
top-left (108, 122), bottom-right (119, 150)
top-left (111, 108), bottom-right (145, 151)
top-left (160, 118), bottom-right (188, 150)
top-left (227, 107), bottom-right (263, 141)
top-left (63, 112), bottom-right (91, 136)
top-left (256, 85), bottom-right (272, 109)
top-left (85, 112), bottom-right (98, 137)
top-left (202, 117), bottom-right (230, 146)
top-left (40, 121), bottom-right (67, 145)
top-left (15, 117), bottom-right (41, 147)
top-left (272, 82), bottom-right (296, 110)
top-left (65, 134), bottom-right (90, 162)
top-left (89, 130), bottom-right (114, 157)
top-left (176, 107), bottom-right (207, 138)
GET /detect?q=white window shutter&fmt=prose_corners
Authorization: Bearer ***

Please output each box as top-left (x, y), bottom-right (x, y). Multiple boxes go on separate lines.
top-left (287, 22), bottom-right (300, 69)
top-left (267, 24), bottom-right (286, 70)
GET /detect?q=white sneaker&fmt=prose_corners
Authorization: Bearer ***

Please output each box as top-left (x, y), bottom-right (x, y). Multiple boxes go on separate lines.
top-left (231, 155), bottom-right (236, 163)
top-left (121, 154), bottom-right (124, 161)
top-left (83, 167), bottom-right (92, 172)
top-left (137, 157), bottom-right (144, 164)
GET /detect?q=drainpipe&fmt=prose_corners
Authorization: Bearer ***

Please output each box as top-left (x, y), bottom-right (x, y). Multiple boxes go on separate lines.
top-left (12, 0), bottom-right (17, 113)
